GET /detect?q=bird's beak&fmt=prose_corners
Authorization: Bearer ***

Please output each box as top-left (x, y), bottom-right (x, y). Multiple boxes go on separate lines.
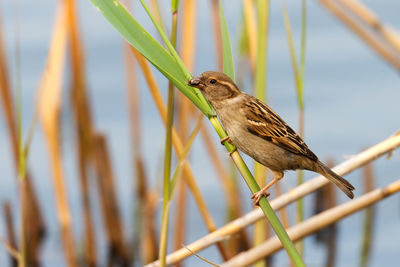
top-left (188, 78), bottom-right (203, 90)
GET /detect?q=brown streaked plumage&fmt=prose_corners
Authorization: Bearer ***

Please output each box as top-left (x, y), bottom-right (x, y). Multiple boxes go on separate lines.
top-left (188, 71), bottom-right (355, 204)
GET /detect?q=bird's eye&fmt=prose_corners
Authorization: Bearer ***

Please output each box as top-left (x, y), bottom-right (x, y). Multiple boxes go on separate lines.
top-left (209, 79), bottom-right (217, 84)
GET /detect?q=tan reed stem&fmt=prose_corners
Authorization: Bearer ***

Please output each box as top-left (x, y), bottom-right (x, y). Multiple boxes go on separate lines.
top-left (38, 5), bottom-right (77, 266)
top-left (2, 202), bottom-right (18, 266)
top-left (339, 0), bottom-right (400, 52)
top-left (318, 0), bottom-right (400, 71)
top-left (221, 179), bottom-right (400, 266)
top-left (66, 0), bottom-right (97, 264)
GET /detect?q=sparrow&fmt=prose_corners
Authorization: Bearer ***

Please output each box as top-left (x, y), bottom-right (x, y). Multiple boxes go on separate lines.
top-left (188, 71), bottom-right (355, 204)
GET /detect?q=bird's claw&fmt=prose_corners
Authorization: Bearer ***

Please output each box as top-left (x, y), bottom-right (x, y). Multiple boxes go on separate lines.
top-left (251, 191), bottom-right (270, 206)
top-left (220, 136), bottom-right (232, 145)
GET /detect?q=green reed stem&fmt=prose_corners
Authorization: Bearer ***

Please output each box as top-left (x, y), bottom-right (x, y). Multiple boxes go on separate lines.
top-left (159, 6), bottom-right (178, 266)
top-left (300, 0), bottom-right (306, 86)
top-left (14, 3), bottom-right (27, 265)
top-left (139, 0), bottom-right (215, 116)
top-left (170, 115), bottom-right (203, 195)
top-left (282, 0), bottom-right (307, 256)
top-left (298, 2), bottom-right (306, 257)
top-left (139, 0), bottom-right (189, 79)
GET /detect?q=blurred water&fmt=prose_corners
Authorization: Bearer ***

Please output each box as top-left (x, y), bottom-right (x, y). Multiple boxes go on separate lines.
top-left (0, 0), bottom-right (399, 266)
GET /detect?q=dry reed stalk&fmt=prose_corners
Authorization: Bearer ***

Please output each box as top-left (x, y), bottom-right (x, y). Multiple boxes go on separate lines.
top-left (38, 5), bottom-right (77, 266)
top-left (210, 0), bottom-right (223, 71)
top-left (24, 176), bottom-right (46, 267)
top-left (134, 138), bottom-right (157, 263)
top-left (0, 11), bottom-right (46, 267)
top-left (313, 159), bottom-right (337, 267)
top-left (19, 177), bottom-right (28, 267)
top-left (242, 0), bottom-right (257, 71)
top-left (253, 1), bottom-right (270, 264)
top-left (149, 0), bottom-right (163, 27)
top-left (339, 0), bottom-right (400, 52)
top-left (323, 185), bottom-right (337, 267)
top-left (180, 0), bottom-right (197, 70)
top-left (253, 165), bottom-right (268, 267)
top-left (3, 202), bottom-right (18, 267)
top-left (318, 0), bottom-right (400, 71)
top-left (125, 40), bottom-right (153, 265)
top-left (120, 0), bottom-right (152, 263)
top-left (173, 1), bottom-right (198, 261)
top-left (275, 184), bottom-right (288, 267)
top-left (144, 131), bottom-right (400, 266)
top-left (359, 163), bottom-right (375, 267)
top-left (0, 13), bottom-right (18, 162)
top-left (124, 45), bottom-right (141, 149)
top-left (173, 163), bottom-right (188, 267)
top-left (131, 47), bottom-right (229, 260)
top-left (66, 0), bottom-right (97, 264)
top-left (121, 3), bottom-right (142, 154)
top-left (142, 191), bottom-right (160, 264)
top-left (221, 179), bottom-right (400, 266)
top-left (0, 235), bottom-right (20, 266)
top-left (92, 133), bottom-right (130, 265)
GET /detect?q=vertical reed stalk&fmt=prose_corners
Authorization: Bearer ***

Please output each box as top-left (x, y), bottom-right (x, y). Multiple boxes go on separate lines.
top-left (313, 159), bottom-right (337, 267)
top-left (159, 2), bottom-right (179, 266)
top-left (120, 0), bottom-right (152, 263)
top-left (3, 203), bottom-right (17, 266)
top-left (66, 0), bottom-right (97, 264)
top-left (0, 9), bottom-right (45, 266)
top-left (254, 1), bottom-right (269, 266)
top-left (149, 0), bottom-right (164, 26)
top-left (282, 0), bottom-right (307, 255)
top-left (0, 11), bottom-right (18, 164)
top-left (13, 3), bottom-right (27, 266)
top-left (242, 0), bottom-right (258, 72)
top-left (359, 163), bottom-right (375, 267)
top-left (38, 6), bottom-right (77, 266)
top-left (173, 0), bottom-right (197, 260)
top-left (211, 0), bottom-right (223, 71)
top-left (13, 32), bottom-right (24, 267)
top-left (93, 133), bottom-right (129, 265)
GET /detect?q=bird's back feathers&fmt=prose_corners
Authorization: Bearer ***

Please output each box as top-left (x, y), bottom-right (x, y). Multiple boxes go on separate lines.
top-left (242, 96), bottom-right (318, 161)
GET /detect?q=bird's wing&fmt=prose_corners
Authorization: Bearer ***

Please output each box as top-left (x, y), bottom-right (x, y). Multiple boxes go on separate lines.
top-left (241, 97), bottom-right (318, 161)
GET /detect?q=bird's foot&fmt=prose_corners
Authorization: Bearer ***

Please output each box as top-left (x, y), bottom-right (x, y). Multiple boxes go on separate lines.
top-left (220, 136), bottom-right (232, 145)
top-left (251, 190), bottom-right (270, 206)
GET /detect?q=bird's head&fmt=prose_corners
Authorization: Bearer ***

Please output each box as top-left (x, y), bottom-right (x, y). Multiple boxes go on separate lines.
top-left (188, 71), bottom-right (241, 103)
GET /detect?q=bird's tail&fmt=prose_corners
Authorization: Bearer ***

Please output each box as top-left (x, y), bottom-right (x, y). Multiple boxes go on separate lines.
top-left (317, 161), bottom-right (355, 199)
